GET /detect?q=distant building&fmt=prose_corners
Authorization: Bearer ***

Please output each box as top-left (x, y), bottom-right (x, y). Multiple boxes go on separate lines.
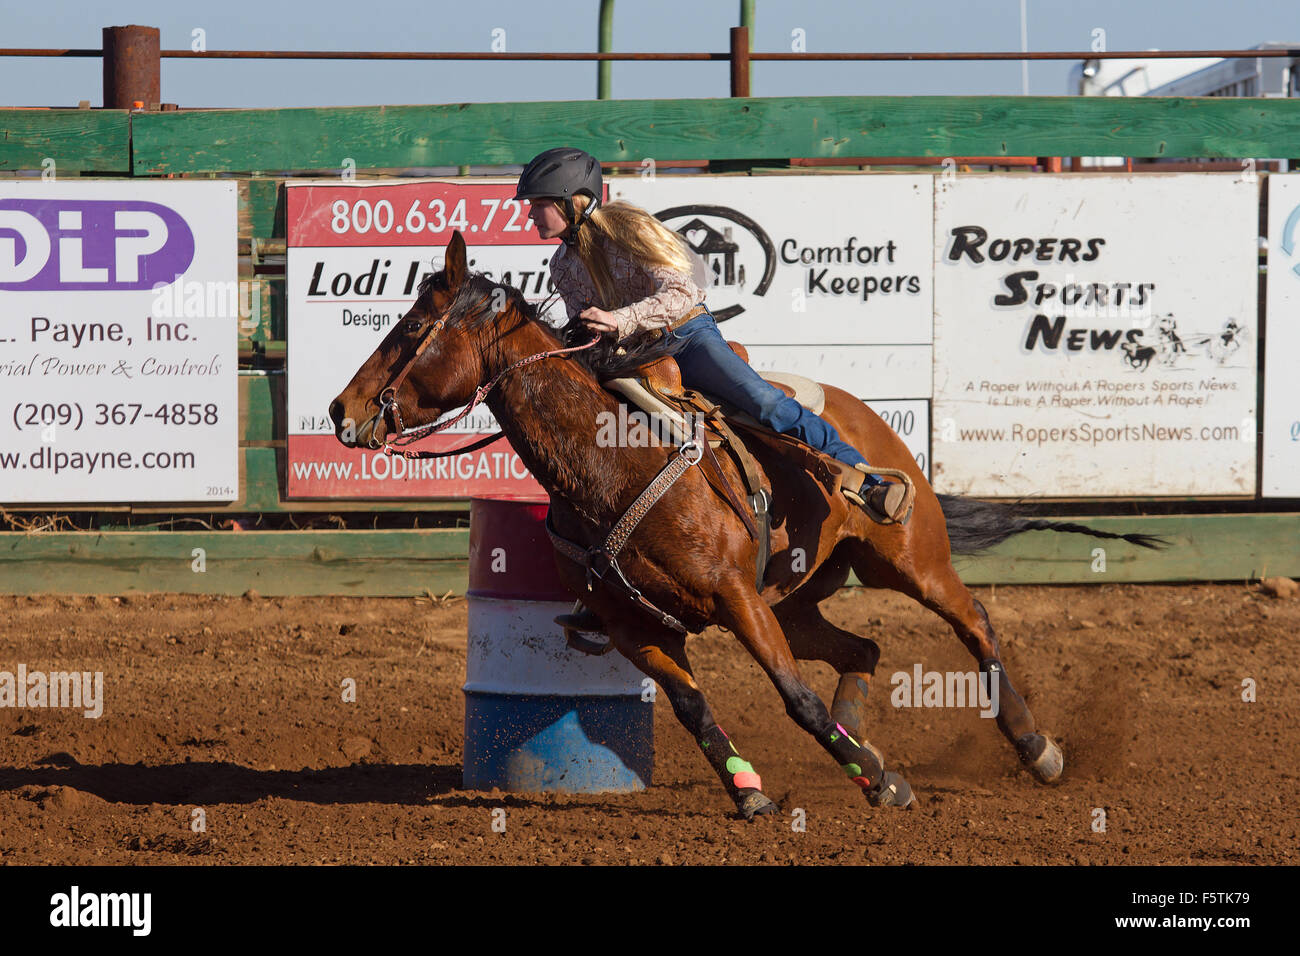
top-left (1069, 42), bottom-right (1299, 97)
top-left (1068, 43), bottom-right (1299, 169)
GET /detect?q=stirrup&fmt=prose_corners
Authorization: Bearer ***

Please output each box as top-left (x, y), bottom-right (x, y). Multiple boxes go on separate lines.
top-left (843, 466), bottom-right (916, 525)
top-left (556, 602), bottom-right (614, 656)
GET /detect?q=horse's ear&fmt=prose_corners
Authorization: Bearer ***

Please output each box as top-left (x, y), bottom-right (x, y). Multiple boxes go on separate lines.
top-left (444, 230), bottom-right (468, 290)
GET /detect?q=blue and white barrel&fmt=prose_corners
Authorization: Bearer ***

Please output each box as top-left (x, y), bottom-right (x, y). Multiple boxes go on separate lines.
top-left (463, 496), bottom-right (653, 793)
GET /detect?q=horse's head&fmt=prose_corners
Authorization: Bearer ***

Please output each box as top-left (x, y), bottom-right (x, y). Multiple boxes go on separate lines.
top-left (329, 230), bottom-right (512, 449)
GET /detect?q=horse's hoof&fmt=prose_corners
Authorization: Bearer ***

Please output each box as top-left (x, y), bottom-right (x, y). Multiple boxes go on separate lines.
top-left (1017, 733), bottom-right (1065, 784)
top-left (860, 738), bottom-right (885, 770)
top-left (737, 791), bottom-right (779, 821)
top-left (866, 771), bottom-right (917, 809)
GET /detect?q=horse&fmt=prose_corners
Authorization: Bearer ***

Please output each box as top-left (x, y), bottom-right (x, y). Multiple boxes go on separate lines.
top-left (1207, 319), bottom-right (1245, 365)
top-left (329, 230), bottom-right (1164, 818)
top-left (1120, 339), bottom-right (1157, 371)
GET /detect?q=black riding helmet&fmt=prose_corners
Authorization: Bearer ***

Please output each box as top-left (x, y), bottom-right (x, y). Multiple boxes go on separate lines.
top-left (515, 147), bottom-right (603, 244)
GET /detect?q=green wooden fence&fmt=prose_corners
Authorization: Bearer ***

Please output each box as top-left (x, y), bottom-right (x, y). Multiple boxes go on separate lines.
top-left (0, 108), bottom-right (130, 173)
top-left (1, 95), bottom-right (1298, 592)
top-left (0, 514), bottom-right (1293, 596)
top-left (128, 95), bottom-right (1300, 173)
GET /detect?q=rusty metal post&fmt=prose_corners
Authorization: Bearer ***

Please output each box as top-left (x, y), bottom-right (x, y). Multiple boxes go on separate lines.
top-left (103, 25), bottom-right (160, 109)
top-left (730, 26), bottom-right (750, 96)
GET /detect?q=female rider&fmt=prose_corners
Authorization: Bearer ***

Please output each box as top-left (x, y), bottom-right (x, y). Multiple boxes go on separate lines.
top-left (516, 149), bottom-right (908, 630)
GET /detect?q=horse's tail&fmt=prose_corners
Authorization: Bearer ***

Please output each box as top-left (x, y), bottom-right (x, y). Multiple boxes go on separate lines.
top-left (936, 494), bottom-right (1168, 555)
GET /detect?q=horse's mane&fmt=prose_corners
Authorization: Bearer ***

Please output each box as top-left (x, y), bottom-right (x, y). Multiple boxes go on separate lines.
top-left (419, 268), bottom-right (686, 380)
top-left (417, 269), bottom-right (541, 331)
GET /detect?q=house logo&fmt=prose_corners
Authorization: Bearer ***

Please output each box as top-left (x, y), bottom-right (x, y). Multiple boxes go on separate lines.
top-left (1284, 201), bottom-right (1300, 278)
top-left (653, 204), bottom-right (775, 322)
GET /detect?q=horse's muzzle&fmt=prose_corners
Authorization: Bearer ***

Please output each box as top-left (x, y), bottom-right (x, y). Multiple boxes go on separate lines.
top-left (329, 398), bottom-right (384, 449)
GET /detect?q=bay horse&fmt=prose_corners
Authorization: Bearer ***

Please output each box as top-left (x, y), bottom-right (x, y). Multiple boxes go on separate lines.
top-left (329, 231), bottom-right (1162, 818)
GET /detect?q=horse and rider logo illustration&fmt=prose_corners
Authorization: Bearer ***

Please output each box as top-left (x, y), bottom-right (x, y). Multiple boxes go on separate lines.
top-left (1120, 314), bottom-right (1249, 371)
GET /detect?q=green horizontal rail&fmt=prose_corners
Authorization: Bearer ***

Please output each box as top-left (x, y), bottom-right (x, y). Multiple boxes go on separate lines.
top-left (0, 514), bottom-right (1294, 595)
top-left (0, 108), bottom-right (131, 174)
top-left (881, 513), bottom-right (1299, 586)
top-left (3, 97), bottom-right (1295, 179)
top-left (0, 529), bottom-right (469, 596)
top-left (131, 95), bottom-right (1300, 175)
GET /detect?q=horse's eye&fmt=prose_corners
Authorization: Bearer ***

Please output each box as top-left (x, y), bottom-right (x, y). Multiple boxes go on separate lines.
top-left (404, 319), bottom-right (422, 334)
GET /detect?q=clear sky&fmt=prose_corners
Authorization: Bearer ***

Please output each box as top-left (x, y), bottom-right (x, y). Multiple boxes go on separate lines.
top-left (2, 0), bottom-right (1297, 108)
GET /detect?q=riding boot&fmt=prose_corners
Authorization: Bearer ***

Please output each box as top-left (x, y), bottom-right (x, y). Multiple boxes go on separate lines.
top-left (554, 604), bottom-right (605, 633)
top-left (837, 462), bottom-right (912, 525)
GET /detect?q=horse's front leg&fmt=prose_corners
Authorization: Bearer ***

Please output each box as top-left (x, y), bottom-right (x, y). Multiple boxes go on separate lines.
top-left (605, 622), bottom-right (779, 821)
top-left (717, 579), bottom-right (916, 809)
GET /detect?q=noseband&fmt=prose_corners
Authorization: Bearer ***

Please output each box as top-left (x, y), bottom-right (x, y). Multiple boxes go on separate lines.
top-left (370, 306), bottom-right (450, 448)
top-left (364, 293), bottom-right (600, 458)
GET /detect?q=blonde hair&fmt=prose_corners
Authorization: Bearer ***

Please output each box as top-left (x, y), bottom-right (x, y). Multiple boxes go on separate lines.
top-left (568, 196), bottom-right (694, 309)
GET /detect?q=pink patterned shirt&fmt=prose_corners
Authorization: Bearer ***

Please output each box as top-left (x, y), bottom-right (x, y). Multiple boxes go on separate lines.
top-left (549, 232), bottom-right (709, 341)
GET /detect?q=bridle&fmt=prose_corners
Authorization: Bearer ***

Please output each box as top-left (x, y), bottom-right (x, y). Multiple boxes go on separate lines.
top-left (362, 289), bottom-right (600, 459)
top-left (364, 299), bottom-right (450, 448)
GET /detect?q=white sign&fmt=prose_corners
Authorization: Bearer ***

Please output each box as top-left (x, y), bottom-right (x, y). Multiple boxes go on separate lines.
top-left (744, 348), bottom-right (931, 478)
top-left (1264, 174), bottom-right (1300, 497)
top-left (932, 174), bottom-right (1257, 497)
top-left (0, 181), bottom-right (238, 502)
top-left (613, 174), bottom-right (933, 475)
top-left (612, 174), bottom-right (933, 388)
top-left (285, 179), bottom-right (561, 498)
top-left (864, 400), bottom-right (930, 479)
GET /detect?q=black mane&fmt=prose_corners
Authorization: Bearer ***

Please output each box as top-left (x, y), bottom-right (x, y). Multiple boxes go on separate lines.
top-left (559, 320), bottom-right (689, 379)
top-left (419, 268), bottom-right (686, 379)
top-left (417, 269), bottom-right (540, 330)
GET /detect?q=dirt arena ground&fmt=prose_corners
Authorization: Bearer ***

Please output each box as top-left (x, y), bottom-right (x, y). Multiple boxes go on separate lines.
top-left (0, 582), bottom-right (1295, 866)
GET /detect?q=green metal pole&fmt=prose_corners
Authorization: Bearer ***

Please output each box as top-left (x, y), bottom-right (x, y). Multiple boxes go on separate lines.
top-left (598, 0), bottom-right (614, 99)
top-left (740, 0), bottom-right (754, 92)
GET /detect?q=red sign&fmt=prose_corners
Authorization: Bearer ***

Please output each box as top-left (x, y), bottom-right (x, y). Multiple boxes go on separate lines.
top-left (287, 435), bottom-right (542, 498)
top-left (286, 180), bottom-right (564, 499)
top-left (287, 182), bottom-right (539, 248)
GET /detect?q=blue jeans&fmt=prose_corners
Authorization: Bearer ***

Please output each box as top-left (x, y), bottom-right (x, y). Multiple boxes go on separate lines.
top-left (665, 310), bottom-right (876, 478)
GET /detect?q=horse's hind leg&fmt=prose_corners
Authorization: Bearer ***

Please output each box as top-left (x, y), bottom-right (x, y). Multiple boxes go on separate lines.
top-left (606, 623), bottom-right (778, 820)
top-left (853, 548), bottom-right (1063, 783)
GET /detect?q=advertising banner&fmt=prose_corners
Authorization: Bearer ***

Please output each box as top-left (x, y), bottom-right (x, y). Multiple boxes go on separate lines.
top-left (286, 179), bottom-right (561, 498)
top-left (0, 181), bottom-right (238, 503)
top-left (1264, 173), bottom-right (1300, 498)
top-left (290, 175), bottom-right (937, 495)
top-left (932, 174), bottom-right (1257, 497)
top-left (612, 173), bottom-right (933, 476)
